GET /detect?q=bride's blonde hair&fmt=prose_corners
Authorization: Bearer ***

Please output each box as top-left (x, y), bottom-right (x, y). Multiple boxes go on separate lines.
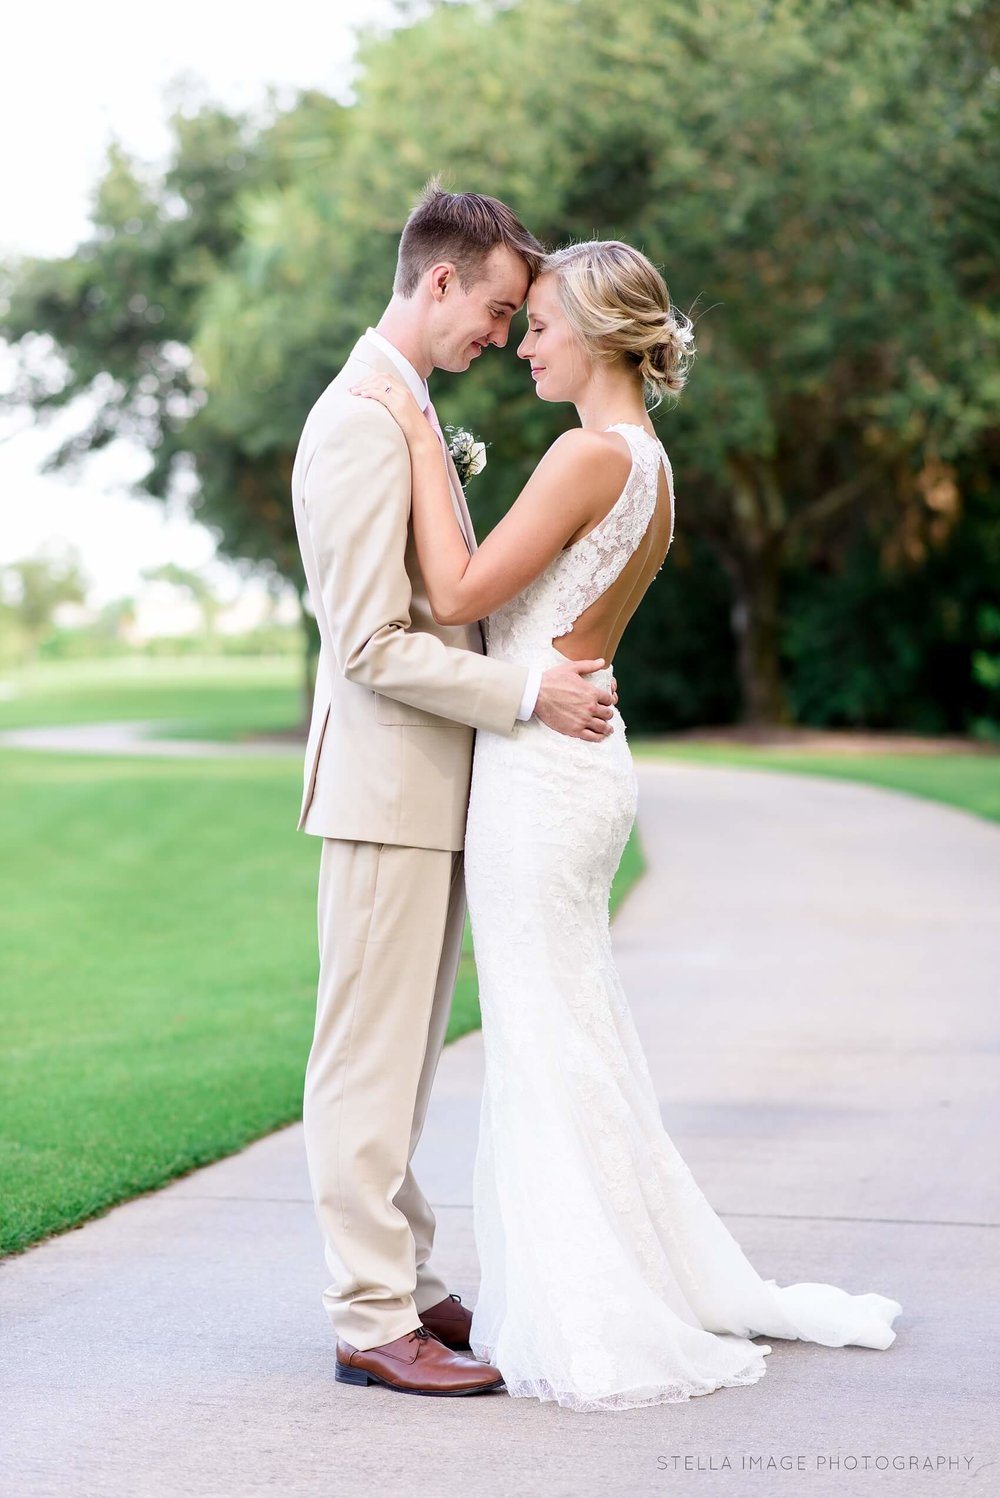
top-left (541, 240), bottom-right (696, 406)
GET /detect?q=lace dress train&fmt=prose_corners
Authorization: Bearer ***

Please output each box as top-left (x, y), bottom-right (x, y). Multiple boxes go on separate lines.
top-left (462, 425), bottom-right (902, 1412)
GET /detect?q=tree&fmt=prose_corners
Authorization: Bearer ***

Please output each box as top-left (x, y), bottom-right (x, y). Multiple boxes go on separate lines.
top-left (342, 0), bottom-right (997, 722)
top-left (0, 548), bottom-right (88, 661)
top-left (142, 563), bottom-right (221, 641)
top-left (0, 88), bottom-right (346, 710)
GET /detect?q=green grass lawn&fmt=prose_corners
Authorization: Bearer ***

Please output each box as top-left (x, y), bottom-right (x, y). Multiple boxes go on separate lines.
top-left (3, 655), bottom-right (996, 1259)
top-left (0, 749), bottom-right (315, 1256)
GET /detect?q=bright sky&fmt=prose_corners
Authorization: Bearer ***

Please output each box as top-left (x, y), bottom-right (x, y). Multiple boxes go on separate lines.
top-left (0, 0), bottom-right (401, 605)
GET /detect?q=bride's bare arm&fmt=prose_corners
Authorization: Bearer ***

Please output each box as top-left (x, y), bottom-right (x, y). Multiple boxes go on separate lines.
top-left (409, 426), bottom-right (629, 626)
top-left (350, 372), bottom-right (629, 627)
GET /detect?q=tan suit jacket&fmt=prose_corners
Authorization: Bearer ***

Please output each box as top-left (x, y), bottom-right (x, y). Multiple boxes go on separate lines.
top-left (290, 333), bottom-right (528, 850)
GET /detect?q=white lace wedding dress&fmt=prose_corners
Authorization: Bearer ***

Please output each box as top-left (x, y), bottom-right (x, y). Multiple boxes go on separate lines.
top-left (462, 422), bottom-right (902, 1413)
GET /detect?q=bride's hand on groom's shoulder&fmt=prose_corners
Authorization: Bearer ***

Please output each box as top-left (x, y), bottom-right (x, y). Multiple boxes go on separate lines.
top-left (535, 659), bottom-right (617, 741)
top-left (350, 372), bottom-right (428, 446)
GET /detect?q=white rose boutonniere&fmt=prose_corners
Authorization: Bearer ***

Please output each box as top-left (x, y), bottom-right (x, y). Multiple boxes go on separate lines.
top-left (445, 425), bottom-right (488, 488)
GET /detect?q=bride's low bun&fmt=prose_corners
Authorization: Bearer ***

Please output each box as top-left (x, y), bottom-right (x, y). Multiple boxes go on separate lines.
top-left (541, 240), bottom-right (696, 405)
top-left (632, 307), bottom-right (696, 398)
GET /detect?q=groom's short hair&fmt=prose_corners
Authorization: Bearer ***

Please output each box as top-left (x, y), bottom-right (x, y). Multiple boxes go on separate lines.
top-left (394, 177), bottom-right (545, 297)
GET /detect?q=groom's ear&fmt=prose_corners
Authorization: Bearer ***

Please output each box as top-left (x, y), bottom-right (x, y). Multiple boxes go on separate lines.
top-left (428, 262), bottom-right (456, 302)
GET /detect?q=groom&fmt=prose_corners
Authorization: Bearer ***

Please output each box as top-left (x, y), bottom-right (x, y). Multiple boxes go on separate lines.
top-left (290, 180), bottom-right (617, 1396)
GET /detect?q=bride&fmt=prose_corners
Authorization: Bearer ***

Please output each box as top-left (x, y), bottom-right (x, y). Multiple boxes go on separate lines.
top-left (350, 238), bottom-right (902, 1413)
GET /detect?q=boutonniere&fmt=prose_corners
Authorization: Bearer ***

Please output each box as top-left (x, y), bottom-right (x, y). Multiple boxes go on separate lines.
top-left (444, 425), bottom-right (488, 488)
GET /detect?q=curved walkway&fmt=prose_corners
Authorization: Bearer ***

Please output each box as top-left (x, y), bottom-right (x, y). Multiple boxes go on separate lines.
top-left (2, 762), bottom-right (997, 1496)
top-left (0, 721), bottom-right (296, 757)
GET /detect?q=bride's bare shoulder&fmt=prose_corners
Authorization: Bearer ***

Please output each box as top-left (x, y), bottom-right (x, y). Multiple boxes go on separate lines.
top-left (535, 427), bottom-right (632, 495)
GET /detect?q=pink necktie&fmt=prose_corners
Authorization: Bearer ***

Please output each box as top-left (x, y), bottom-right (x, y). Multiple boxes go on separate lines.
top-left (423, 397), bottom-right (473, 556)
top-left (423, 398), bottom-right (483, 646)
top-left (424, 397), bottom-right (444, 440)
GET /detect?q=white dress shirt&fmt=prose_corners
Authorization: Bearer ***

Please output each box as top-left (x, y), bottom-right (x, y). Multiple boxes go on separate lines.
top-left (364, 327), bottom-right (541, 722)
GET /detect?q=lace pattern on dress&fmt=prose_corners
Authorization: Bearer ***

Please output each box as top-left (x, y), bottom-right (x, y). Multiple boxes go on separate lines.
top-left (485, 423), bottom-right (675, 667)
top-left (551, 422), bottom-right (675, 639)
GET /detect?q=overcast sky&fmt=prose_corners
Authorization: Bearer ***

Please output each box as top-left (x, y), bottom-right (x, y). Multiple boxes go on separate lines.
top-left (1, 0), bottom-right (401, 605)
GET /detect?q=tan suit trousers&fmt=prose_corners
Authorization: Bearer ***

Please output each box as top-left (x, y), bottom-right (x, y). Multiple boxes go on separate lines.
top-left (302, 837), bottom-right (466, 1350)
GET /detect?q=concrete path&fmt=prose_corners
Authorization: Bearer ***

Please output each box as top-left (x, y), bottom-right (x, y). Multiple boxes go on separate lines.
top-left (2, 762), bottom-right (998, 1498)
top-left (0, 721), bottom-right (295, 758)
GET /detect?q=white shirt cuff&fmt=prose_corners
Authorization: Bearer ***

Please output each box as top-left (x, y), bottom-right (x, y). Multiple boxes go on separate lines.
top-left (515, 666), bottom-right (542, 721)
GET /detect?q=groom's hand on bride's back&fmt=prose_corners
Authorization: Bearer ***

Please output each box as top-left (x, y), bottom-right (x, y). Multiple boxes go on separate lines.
top-left (534, 661), bottom-right (617, 740)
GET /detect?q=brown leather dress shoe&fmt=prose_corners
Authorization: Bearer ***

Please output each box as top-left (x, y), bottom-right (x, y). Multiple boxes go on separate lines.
top-left (418, 1292), bottom-right (474, 1351)
top-left (335, 1325), bottom-right (504, 1397)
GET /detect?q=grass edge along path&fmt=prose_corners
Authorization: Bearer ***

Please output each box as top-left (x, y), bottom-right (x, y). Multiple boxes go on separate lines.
top-left (631, 740), bottom-right (1000, 826)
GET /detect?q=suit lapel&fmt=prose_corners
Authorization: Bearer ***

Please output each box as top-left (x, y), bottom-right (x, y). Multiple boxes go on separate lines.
top-left (350, 335), bottom-right (478, 557)
top-left (347, 335), bottom-right (486, 648)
